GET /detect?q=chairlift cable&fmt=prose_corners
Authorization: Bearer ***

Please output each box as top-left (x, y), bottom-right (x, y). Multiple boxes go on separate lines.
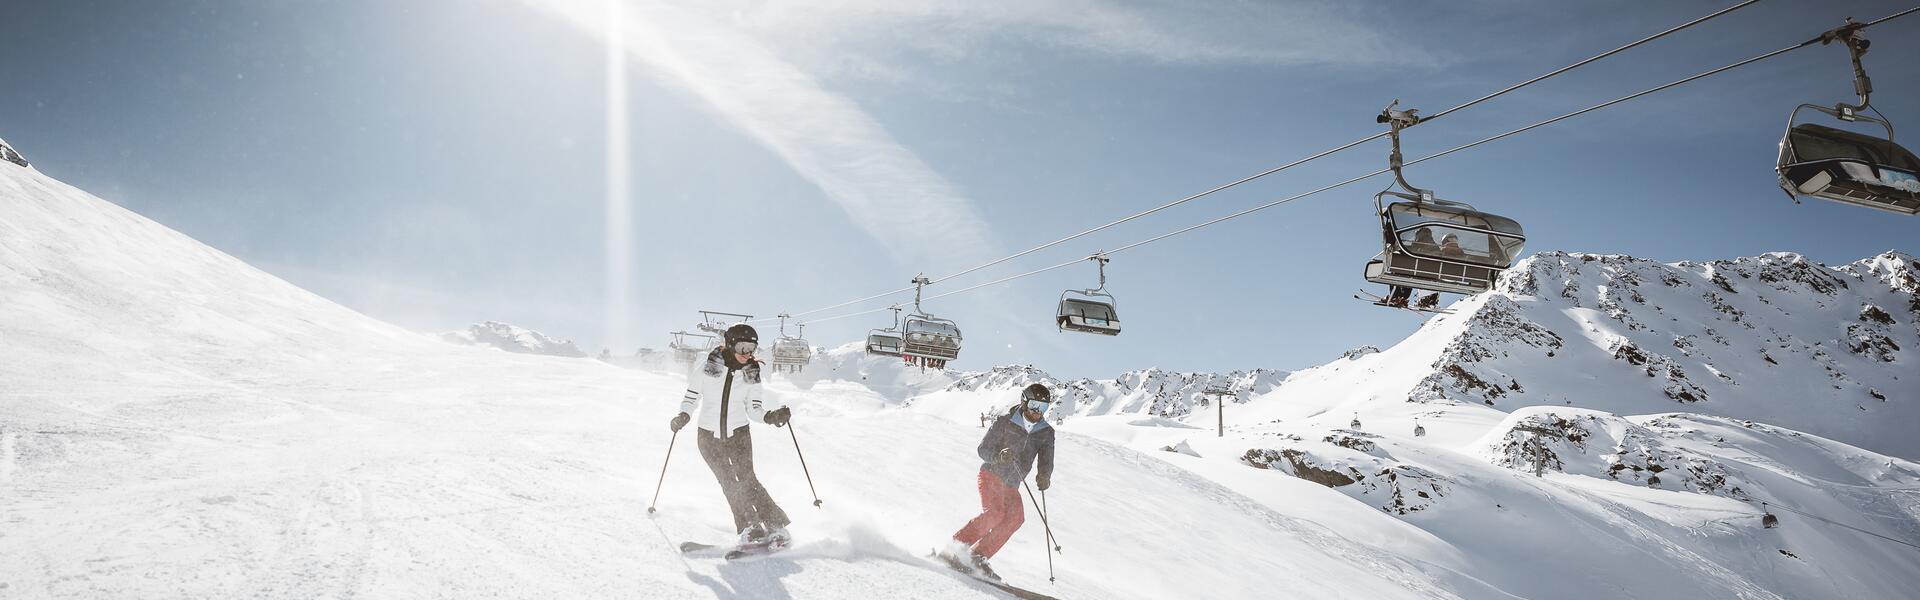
top-left (1764, 500), bottom-right (1920, 551)
top-left (757, 1), bottom-right (1764, 321)
top-left (916, 0), bottom-right (1762, 288)
top-left (787, 6), bottom-right (1920, 326)
top-left (1107, 6), bottom-right (1920, 258)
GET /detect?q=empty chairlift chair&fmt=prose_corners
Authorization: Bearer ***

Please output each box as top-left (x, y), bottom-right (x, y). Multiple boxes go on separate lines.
top-left (1057, 254), bottom-right (1121, 336)
top-left (669, 331), bottom-right (715, 365)
top-left (1779, 124), bottom-right (1920, 213)
top-left (1775, 19), bottom-right (1920, 215)
top-left (866, 307), bottom-right (905, 358)
top-left (1361, 100), bottom-right (1525, 308)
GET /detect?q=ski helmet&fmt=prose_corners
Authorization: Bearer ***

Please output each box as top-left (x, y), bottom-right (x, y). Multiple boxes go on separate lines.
top-left (724, 323), bottom-right (759, 346)
top-left (1021, 383), bottom-right (1052, 404)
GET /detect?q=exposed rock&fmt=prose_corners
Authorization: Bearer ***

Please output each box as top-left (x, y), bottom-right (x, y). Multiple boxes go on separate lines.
top-left (439, 321), bottom-right (588, 358)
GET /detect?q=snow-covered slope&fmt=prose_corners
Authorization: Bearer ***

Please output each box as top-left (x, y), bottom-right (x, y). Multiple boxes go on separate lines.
top-left (0, 161), bottom-right (422, 398)
top-left (1, 165), bottom-right (1495, 598)
top-left (439, 320), bottom-right (589, 358)
top-left (781, 251), bottom-right (1920, 600)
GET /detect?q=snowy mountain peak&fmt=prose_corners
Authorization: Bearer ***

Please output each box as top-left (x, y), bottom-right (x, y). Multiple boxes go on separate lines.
top-left (948, 364), bottom-right (1290, 419)
top-left (0, 135), bottom-right (28, 168)
top-left (439, 321), bottom-right (588, 358)
top-left (1324, 249), bottom-right (1919, 457)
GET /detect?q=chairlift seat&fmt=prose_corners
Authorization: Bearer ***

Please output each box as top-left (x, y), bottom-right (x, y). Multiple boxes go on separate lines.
top-left (866, 331), bottom-right (903, 357)
top-left (770, 337), bottom-right (812, 367)
top-left (1364, 199), bottom-right (1525, 295)
top-left (1057, 292), bottom-right (1121, 336)
top-left (669, 331), bottom-right (716, 364)
top-left (901, 316), bottom-right (962, 361)
top-left (1778, 123), bottom-right (1920, 215)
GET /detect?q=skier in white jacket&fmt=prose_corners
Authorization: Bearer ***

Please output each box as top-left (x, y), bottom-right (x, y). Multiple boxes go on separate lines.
top-left (669, 323), bottom-right (794, 546)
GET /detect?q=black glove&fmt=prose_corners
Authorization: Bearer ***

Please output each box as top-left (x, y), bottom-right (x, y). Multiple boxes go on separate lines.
top-left (669, 412), bottom-right (690, 432)
top-left (765, 406), bottom-right (791, 427)
top-left (992, 447), bottom-right (1016, 464)
top-left (1036, 474), bottom-right (1051, 491)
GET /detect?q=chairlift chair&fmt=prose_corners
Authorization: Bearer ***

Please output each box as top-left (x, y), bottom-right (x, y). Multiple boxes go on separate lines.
top-left (1774, 20), bottom-right (1919, 215)
top-left (1361, 101), bottom-right (1526, 306)
top-left (1761, 502), bottom-right (1779, 529)
top-left (900, 276), bottom-right (963, 369)
top-left (668, 331), bottom-right (715, 365)
top-left (695, 310), bottom-right (754, 337)
top-left (1058, 254), bottom-right (1122, 336)
top-left (866, 307), bottom-right (905, 358)
top-left (1414, 419), bottom-right (1427, 437)
top-left (769, 315), bottom-right (813, 373)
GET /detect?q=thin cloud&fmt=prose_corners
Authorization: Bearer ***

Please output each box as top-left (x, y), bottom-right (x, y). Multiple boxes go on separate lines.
top-left (522, 0), bottom-right (1001, 269)
top-left (731, 0), bottom-right (1432, 68)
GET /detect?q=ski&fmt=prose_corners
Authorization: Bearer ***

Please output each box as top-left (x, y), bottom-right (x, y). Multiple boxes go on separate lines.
top-left (931, 551), bottom-right (1059, 600)
top-left (722, 539), bottom-right (789, 561)
top-left (1354, 290), bottom-right (1454, 315)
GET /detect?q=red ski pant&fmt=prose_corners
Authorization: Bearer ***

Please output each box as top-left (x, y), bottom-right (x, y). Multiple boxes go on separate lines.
top-left (952, 469), bottom-right (1024, 558)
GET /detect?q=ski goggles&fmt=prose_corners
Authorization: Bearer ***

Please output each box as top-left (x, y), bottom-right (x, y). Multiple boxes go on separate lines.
top-left (1025, 399), bottom-right (1052, 412)
top-left (730, 341), bottom-right (758, 355)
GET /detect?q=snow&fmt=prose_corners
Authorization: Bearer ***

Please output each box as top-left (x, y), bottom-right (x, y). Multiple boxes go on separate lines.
top-left (5, 162), bottom-right (1920, 599)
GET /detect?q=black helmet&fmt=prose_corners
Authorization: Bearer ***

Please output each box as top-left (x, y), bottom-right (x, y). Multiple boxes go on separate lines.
top-left (724, 323), bottom-right (759, 345)
top-left (1021, 383), bottom-right (1052, 404)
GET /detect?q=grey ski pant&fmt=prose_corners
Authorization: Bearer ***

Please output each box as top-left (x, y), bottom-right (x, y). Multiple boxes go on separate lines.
top-left (696, 426), bottom-right (791, 534)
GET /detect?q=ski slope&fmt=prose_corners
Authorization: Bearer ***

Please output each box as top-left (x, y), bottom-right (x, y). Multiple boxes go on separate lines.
top-left (6, 158), bottom-right (1920, 599)
top-left (1, 159), bottom-right (1484, 598)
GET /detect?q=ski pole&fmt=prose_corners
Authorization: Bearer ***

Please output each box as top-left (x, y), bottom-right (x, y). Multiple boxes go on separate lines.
top-left (1023, 481), bottom-right (1062, 552)
top-left (1042, 487), bottom-right (1063, 552)
top-left (648, 428), bottom-right (680, 515)
top-left (1022, 481), bottom-right (1057, 582)
top-left (787, 422), bottom-right (824, 507)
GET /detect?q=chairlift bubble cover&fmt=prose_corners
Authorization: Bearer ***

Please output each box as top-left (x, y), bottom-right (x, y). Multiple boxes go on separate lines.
top-left (1057, 295), bottom-right (1121, 335)
top-left (1778, 122), bottom-right (1920, 214)
top-left (901, 316), bottom-right (962, 360)
top-left (1383, 202), bottom-right (1526, 269)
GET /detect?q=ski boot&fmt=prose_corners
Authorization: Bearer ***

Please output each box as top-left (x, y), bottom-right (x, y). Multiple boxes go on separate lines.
top-left (970, 553), bottom-right (1002, 582)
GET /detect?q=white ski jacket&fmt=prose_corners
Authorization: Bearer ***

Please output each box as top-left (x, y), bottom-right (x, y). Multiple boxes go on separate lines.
top-left (680, 348), bottom-right (767, 438)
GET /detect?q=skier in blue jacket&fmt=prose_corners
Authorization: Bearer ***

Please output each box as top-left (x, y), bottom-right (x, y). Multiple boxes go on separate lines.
top-left (942, 383), bottom-right (1056, 580)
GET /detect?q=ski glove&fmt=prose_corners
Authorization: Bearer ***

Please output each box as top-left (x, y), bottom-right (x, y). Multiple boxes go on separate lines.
top-left (1036, 474), bottom-right (1051, 491)
top-left (764, 406), bottom-right (792, 427)
top-left (992, 447), bottom-right (1016, 464)
top-left (670, 412), bottom-right (691, 432)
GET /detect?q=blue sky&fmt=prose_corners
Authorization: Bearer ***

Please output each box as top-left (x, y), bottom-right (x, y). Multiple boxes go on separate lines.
top-left (4, 0), bottom-right (1917, 379)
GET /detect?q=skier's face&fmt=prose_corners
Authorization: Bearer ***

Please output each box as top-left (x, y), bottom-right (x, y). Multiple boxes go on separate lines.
top-left (1023, 399), bottom-right (1049, 420)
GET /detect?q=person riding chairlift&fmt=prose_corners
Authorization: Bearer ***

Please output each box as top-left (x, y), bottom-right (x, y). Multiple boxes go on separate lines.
top-left (1439, 233), bottom-right (1466, 258)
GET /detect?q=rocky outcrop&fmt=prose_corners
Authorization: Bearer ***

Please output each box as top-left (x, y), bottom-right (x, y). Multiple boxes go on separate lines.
top-left (0, 136), bottom-right (27, 168)
top-left (439, 321), bottom-right (588, 358)
top-left (1481, 409), bottom-right (1748, 498)
top-left (948, 364), bottom-right (1288, 419)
